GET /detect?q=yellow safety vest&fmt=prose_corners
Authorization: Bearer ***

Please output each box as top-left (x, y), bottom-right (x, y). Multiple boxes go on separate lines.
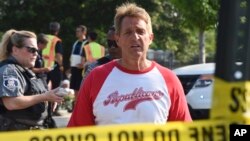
top-left (42, 35), bottom-right (61, 68)
top-left (84, 42), bottom-right (105, 63)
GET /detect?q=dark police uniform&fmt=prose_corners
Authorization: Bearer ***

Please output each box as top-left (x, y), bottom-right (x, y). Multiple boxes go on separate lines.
top-left (0, 56), bottom-right (48, 131)
top-left (34, 51), bottom-right (48, 89)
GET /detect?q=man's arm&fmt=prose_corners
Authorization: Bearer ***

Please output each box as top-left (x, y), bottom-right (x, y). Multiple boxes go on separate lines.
top-left (2, 89), bottom-right (64, 110)
top-left (32, 67), bottom-right (51, 73)
top-left (55, 41), bottom-right (63, 71)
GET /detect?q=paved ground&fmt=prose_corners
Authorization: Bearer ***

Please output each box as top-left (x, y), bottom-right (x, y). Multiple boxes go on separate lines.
top-left (53, 109), bottom-right (72, 128)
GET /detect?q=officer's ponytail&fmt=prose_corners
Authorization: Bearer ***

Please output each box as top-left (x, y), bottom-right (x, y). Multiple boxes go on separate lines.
top-left (0, 29), bottom-right (17, 61)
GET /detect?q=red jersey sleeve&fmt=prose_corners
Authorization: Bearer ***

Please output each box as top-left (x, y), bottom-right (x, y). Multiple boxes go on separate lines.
top-left (67, 61), bottom-right (116, 127)
top-left (156, 63), bottom-right (192, 122)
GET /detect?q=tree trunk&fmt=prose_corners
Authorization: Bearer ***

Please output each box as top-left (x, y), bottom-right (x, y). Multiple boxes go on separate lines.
top-left (199, 30), bottom-right (206, 63)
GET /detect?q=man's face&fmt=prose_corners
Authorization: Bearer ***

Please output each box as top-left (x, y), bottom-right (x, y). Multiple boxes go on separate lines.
top-left (107, 30), bottom-right (121, 59)
top-left (76, 28), bottom-right (84, 39)
top-left (37, 42), bottom-right (47, 51)
top-left (116, 16), bottom-right (153, 60)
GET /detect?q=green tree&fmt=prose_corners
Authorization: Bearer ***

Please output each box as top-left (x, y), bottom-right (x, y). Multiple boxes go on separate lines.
top-left (169, 0), bottom-right (220, 63)
top-left (0, 0), bottom-right (123, 68)
top-left (0, 0), bottom-right (218, 67)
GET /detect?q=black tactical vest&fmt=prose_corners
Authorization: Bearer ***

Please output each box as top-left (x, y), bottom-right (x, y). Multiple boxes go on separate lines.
top-left (0, 59), bottom-right (48, 121)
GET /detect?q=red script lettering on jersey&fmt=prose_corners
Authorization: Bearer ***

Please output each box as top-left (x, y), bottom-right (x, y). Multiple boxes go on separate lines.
top-left (103, 87), bottom-right (164, 111)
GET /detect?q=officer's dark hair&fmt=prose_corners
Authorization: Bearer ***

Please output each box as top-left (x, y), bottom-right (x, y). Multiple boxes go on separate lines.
top-left (37, 33), bottom-right (49, 44)
top-left (49, 22), bottom-right (60, 34)
top-left (77, 25), bottom-right (87, 33)
top-left (0, 29), bottom-right (36, 61)
top-left (88, 31), bottom-right (97, 41)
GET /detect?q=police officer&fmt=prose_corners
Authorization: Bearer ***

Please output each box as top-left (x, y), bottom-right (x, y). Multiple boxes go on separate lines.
top-left (32, 33), bottom-right (51, 89)
top-left (0, 29), bottom-right (64, 131)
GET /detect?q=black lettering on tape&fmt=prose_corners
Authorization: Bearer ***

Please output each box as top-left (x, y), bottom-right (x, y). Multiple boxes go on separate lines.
top-left (85, 133), bottom-right (96, 141)
top-left (215, 124), bottom-right (227, 141)
top-left (189, 127), bottom-right (198, 141)
top-left (153, 129), bottom-right (164, 141)
top-left (70, 134), bottom-right (81, 141)
top-left (153, 129), bottom-right (179, 141)
top-left (168, 129), bottom-right (179, 141)
top-left (201, 126), bottom-right (213, 141)
top-left (230, 87), bottom-right (246, 113)
top-left (108, 131), bottom-right (143, 141)
top-left (30, 134), bottom-right (94, 141)
top-left (30, 137), bottom-right (39, 141)
top-left (132, 131), bottom-right (144, 141)
top-left (118, 131), bottom-right (129, 141)
top-left (56, 135), bottom-right (67, 141)
top-left (44, 136), bottom-right (53, 141)
top-left (108, 132), bottom-right (112, 141)
top-left (189, 124), bottom-right (227, 141)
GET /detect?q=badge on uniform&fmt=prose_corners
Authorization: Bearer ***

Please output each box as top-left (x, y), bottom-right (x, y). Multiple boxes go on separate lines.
top-left (3, 77), bottom-right (19, 92)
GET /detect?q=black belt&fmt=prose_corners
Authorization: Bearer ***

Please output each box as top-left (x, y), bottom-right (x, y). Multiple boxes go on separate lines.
top-left (0, 115), bottom-right (45, 131)
top-left (15, 118), bottom-right (43, 126)
top-left (10, 122), bottom-right (44, 130)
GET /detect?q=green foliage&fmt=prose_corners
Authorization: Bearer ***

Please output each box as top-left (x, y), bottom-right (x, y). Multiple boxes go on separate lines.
top-left (0, 0), bottom-right (219, 67)
top-left (205, 29), bottom-right (216, 62)
top-left (169, 0), bottom-right (219, 63)
top-left (169, 0), bottom-right (219, 30)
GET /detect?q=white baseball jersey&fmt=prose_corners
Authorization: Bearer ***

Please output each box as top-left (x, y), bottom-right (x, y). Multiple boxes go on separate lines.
top-left (68, 60), bottom-right (191, 127)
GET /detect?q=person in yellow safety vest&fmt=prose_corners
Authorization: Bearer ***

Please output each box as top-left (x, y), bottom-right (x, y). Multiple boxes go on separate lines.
top-left (84, 31), bottom-right (105, 64)
top-left (42, 22), bottom-right (64, 89)
top-left (82, 31), bottom-right (105, 76)
top-left (42, 34), bottom-right (61, 69)
top-left (42, 21), bottom-right (64, 116)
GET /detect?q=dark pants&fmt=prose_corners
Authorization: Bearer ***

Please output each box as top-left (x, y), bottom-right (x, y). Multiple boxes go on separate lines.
top-left (47, 63), bottom-right (63, 89)
top-left (70, 67), bottom-right (83, 90)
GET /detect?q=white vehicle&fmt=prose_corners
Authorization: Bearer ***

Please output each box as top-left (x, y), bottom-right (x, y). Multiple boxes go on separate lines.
top-left (173, 63), bottom-right (215, 119)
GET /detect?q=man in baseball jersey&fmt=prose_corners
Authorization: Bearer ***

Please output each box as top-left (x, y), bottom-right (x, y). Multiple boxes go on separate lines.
top-left (67, 3), bottom-right (192, 127)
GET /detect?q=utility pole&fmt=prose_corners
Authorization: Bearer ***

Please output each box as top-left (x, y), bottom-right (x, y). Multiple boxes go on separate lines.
top-left (211, 0), bottom-right (250, 124)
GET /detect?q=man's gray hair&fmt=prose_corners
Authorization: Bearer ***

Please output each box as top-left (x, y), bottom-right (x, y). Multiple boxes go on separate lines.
top-left (49, 22), bottom-right (60, 33)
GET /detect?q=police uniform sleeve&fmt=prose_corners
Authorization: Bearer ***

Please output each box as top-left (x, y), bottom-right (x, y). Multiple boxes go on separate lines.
top-left (0, 65), bottom-right (26, 98)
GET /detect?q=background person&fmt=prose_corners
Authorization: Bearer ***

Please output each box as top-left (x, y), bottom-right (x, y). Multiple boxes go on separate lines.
top-left (42, 21), bottom-right (64, 116)
top-left (67, 3), bottom-right (192, 127)
top-left (82, 25), bottom-right (121, 82)
top-left (32, 33), bottom-right (51, 88)
top-left (0, 29), bottom-right (64, 131)
top-left (69, 25), bottom-right (88, 108)
top-left (42, 21), bottom-right (64, 90)
top-left (81, 31), bottom-right (105, 74)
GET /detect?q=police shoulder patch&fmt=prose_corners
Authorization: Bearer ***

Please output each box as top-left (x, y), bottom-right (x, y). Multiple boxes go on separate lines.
top-left (3, 77), bottom-right (19, 92)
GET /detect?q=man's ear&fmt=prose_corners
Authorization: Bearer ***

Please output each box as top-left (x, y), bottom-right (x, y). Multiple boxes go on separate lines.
top-left (12, 46), bottom-right (18, 54)
top-left (149, 33), bottom-right (154, 44)
top-left (115, 34), bottom-right (119, 44)
top-left (115, 33), bottom-right (119, 40)
top-left (150, 33), bottom-right (154, 41)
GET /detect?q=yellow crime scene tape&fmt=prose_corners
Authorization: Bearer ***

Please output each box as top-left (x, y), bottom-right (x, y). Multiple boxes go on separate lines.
top-left (0, 77), bottom-right (249, 141)
top-left (0, 120), bottom-right (231, 141)
top-left (211, 77), bottom-right (250, 124)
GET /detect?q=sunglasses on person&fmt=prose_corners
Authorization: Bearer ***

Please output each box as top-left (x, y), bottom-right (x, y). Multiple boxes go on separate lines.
top-left (24, 46), bottom-right (39, 54)
top-left (107, 40), bottom-right (118, 48)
